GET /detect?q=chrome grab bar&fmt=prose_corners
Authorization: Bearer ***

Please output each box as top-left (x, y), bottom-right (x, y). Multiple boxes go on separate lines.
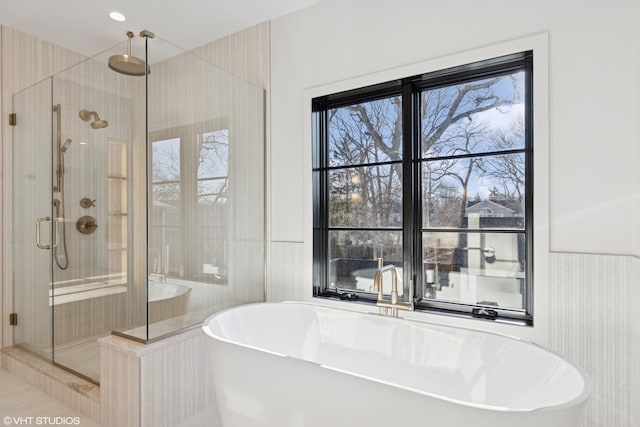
top-left (36, 216), bottom-right (59, 249)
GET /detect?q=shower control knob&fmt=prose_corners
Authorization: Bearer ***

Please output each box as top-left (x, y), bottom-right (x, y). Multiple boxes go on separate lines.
top-left (80, 197), bottom-right (96, 208)
top-left (76, 216), bottom-right (98, 234)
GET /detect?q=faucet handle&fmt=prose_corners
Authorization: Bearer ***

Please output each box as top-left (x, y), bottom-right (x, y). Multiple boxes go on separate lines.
top-left (80, 197), bottom-right (97, 208)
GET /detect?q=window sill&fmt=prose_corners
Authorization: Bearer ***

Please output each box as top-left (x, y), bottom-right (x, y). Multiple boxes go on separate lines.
top-left (313, 291), bottom-right (531, 327)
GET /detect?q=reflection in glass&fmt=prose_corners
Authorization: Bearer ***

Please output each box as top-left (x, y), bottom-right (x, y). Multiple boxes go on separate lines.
top-left (152, 137), bottom-right (180, 182)
top-left (150, 126), bottom-right (230, 282)
top-left (196, 128), bottom-right (229, 282)
top-left (422, 231), bottom-right (525, 310)
top-left (198, 130), bottom-right (229, 179)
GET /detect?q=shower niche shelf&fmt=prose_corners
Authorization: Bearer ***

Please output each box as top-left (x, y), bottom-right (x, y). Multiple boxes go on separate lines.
top-left (106, 140), bottom-right (129, 277)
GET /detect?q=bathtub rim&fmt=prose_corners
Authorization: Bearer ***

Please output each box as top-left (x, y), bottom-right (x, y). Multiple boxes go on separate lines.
top-left (202, 301), bottom-right (592, 414)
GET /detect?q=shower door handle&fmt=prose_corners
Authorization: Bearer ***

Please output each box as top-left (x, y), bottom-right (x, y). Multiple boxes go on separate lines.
top-left (35, 216), bottom-right (58, 250)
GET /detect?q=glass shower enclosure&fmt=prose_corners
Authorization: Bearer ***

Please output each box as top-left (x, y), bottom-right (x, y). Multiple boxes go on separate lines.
top-left (10, 31), bottom-right (265, 383)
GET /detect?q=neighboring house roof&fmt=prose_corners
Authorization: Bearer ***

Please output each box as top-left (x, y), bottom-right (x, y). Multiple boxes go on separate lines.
top-left (465, 200), bottom-right (516, 217)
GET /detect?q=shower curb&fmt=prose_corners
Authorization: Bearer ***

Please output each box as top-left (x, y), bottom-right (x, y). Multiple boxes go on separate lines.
top-left (0, 347), bottom-right (101, 423)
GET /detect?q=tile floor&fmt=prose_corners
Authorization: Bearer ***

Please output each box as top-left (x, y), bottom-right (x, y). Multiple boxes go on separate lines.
top-left (0, 368), bottom-right (101, 427)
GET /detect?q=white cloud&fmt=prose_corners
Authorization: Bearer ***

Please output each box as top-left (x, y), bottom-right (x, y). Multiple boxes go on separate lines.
top-left (471, 103), bottom-right (524, 131)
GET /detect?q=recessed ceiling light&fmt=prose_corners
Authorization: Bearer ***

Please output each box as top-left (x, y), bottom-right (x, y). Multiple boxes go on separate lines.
top-left (109, 11), bottom-right (126, 22)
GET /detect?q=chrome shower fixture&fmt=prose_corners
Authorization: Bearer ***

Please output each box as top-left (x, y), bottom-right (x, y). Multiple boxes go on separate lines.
top-left (79, 109), bottom-right (109, 129)
top-left (108, 30), bottom-right (149, 76)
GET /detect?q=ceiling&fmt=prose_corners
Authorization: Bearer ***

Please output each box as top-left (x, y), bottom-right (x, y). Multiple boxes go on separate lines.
top-left (0, 0), bottom-right (323, 57)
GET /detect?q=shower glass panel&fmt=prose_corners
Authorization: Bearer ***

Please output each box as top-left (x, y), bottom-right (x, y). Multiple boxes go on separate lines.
top-left (127, 35), bottom-right (266, 342)
top-left (48, 38), bottom-right (142, 382)
top-left (12, 78), bottom-right (54, 362)
top-left (10, 31), bottom-right (265, 383)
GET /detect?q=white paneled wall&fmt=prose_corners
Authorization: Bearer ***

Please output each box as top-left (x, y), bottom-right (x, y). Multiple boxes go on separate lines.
top-left (630, 256), bottom-right (639, 427)
top-left (266, 242), bottom-right (305, 302)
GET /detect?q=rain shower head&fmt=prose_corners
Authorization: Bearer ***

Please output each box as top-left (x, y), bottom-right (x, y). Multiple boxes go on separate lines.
top-left (109, 54), bottom-right (147, 76)
top-left (108, 31), bottom-right (149, 76)
top-left (79, 110), bottom-right (109, 129)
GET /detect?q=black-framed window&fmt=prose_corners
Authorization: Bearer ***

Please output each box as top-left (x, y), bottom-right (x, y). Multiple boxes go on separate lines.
top-left (313, 52), bottom-right (533, 324)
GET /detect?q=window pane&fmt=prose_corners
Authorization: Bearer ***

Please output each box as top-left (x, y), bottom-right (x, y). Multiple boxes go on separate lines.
top-left (330, 165), bottom-right (402, 228)
top-left (422, 231), bottom-right (525, 310)
top-left (152, 137), bottom-right (180, 182)
top-left (422, 72), bottom-right (525, 158)
top-left (199, 129), bottom-right (229, 179)
top-left (328, 96), bottom-right (402, 167)
top-left (422, 153), bottom-right (525, 229)
top-left (329, 230), bottom-right (403, 296)
top-left (197, 202), bottom-right (227, 283)
top-left (152, 182), bottom-right (180, 222)
top-left (198, 178), bottom-right (227, 202)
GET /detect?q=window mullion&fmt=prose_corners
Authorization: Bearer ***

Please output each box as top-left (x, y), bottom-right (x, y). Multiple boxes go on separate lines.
top-left (312, 109), bottom-right (329, 294)
top-left (401, 81), bottom-right (417, 302)
top-left (524, 53), bottom-right (535, 321)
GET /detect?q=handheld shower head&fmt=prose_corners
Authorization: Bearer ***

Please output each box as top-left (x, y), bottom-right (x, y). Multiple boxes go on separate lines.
top-left (61, 138), bottom-right (72, 153)
top-left (79, 109), bottom-right (109, 129)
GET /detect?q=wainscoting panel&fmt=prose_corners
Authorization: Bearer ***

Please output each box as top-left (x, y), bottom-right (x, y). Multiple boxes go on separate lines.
top-left (267, 241), bottom-right (305, 302)
top-left (549, 253), bottom-right (633, 427)
top-left (631, 256), bottom-right (640, 427)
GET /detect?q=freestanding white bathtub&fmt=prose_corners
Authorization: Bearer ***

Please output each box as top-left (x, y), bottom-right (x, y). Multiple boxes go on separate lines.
top-left (203, 302), bottom-right (590, 427)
